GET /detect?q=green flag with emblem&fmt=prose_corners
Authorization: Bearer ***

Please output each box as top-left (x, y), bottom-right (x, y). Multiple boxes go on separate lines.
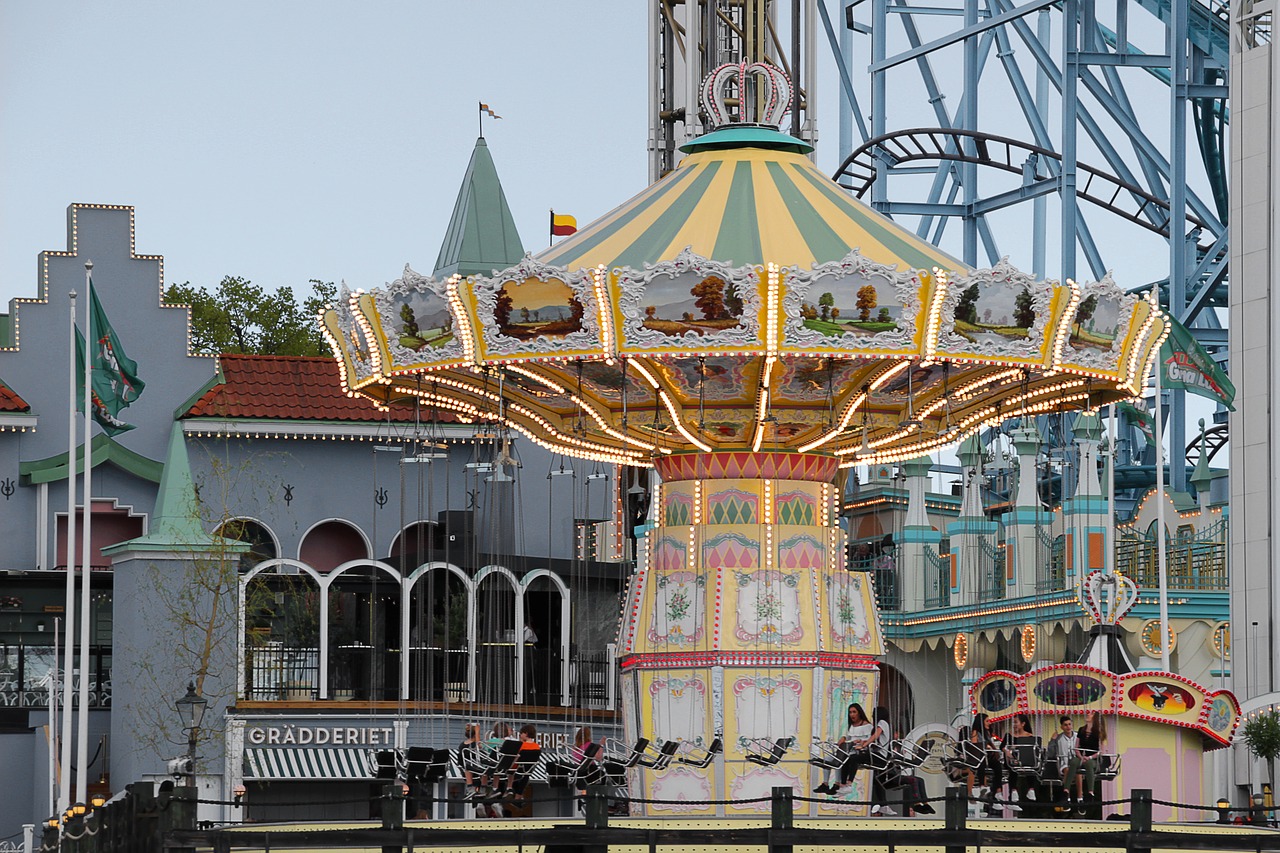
top-left (76, 282), bottom-right (146, 435)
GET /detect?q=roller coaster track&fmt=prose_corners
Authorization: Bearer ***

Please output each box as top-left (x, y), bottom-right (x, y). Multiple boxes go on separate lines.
top-left (835, 127), bottom-right (1216, 240)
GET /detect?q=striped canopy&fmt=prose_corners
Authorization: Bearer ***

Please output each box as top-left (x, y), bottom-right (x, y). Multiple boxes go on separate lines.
top-left (323, 128), bottom-right (1165, 466)
top-left (539, 135), bottom-right (964, 274)
top-left (244, 747), bottom-right (377, 780)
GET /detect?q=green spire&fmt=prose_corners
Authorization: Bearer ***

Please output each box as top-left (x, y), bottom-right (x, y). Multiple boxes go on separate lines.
top-left (433, 137), bottom-right (525, 279)
top-left (104, 423), bottom-right (234, 552)
top-left (1190, 418), bottom-right (1214, 492)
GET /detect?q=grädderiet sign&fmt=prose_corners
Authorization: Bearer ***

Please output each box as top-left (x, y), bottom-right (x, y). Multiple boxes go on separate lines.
top-left (246, 724), bottom-right (396, 746)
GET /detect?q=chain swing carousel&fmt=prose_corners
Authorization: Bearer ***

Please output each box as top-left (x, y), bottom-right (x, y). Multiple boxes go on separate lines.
top-left (321, 64), bottom-right (1173, 818)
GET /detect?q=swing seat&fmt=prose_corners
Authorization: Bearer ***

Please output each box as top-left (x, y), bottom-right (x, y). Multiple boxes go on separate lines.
top-left (510, 747), bottom-right (542, 795)
top-left (637, 739), bottom-right (681, 770)
top-left (1095, 753), bottom-right (1121, 780)
top-left (808, 740), bottom-right (848, 770)
top-left (745, 736), bottom-right (794, 766)
top-left (891, 738), bottom-right (933, 770)
top-left (603, 737), bottom-right (652, 769)
top-left (677, 737), bottom-right (723, 768)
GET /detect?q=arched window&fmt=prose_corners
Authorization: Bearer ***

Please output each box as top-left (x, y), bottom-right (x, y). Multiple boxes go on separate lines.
top-left (299, 520), bottom-right (369, 572)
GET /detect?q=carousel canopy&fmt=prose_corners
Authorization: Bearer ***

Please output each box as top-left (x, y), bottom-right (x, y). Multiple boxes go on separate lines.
top-left (321, 65), bottom-right (1166, 468)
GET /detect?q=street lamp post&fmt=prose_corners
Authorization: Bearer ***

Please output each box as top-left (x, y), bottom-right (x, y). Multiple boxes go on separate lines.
top-left (174, 682), bottom-right (207, 782)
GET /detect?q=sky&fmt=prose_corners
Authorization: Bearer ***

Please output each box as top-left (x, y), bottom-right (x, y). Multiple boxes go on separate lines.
top-left (1, 1), bottom-right (1198, 307)
top-left (0, 2), bottom-right (655, 304)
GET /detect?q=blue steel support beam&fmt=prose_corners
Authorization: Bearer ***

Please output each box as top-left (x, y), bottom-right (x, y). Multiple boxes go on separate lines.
top-left (1168, 0), bottom-right (1190, 492)
top-left (870, 0), bottom-right (1059, 70)
top-left (1061, 0), bottom-right (1081, 282)
top-left (963, 0), bottom-right (980, 264)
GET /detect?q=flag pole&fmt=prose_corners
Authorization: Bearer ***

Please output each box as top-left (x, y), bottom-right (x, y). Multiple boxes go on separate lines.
top-left (1153, 356), bottom-right (1171, 670)
top-left (478, 101), bottom-right (483, 137)
top-left (49, 616), bottom-right (60, 817)
top-left (60, 291), bottom-right (77, 816)
top-left (549, 209), bottom-right (554, 245)
top-left (77, 262), bottom-right (94, 806)
top-left (1107, 402), bottom-right (1116, 575)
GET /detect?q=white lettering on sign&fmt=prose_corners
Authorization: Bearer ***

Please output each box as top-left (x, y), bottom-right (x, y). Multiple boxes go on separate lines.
top-left (245, 725), bottom-right (396, 747)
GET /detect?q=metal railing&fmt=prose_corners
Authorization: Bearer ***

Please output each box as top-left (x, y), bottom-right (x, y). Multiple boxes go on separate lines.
top-left (1115, 518), bottom-right (1228, 591)
top-left (924, 551), bottom-right (951, 608)
top-left (0, 644), bottom-right (111, 708)
top-left (1035, 528), bottom-right (1067, 594)
top-left (977, 539), bottom-right (1007, 602)
top-left (244, 643), bottom-right (618, 708)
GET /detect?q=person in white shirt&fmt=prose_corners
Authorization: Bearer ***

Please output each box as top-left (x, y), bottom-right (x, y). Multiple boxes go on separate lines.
top-left (1048, 715), bottom-right (1083, 806)
top-left (836, 703), bottom-right (876, 789)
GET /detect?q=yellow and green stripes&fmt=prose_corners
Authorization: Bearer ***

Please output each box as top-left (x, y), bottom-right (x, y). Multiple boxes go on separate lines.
top-left (536, 146), bottom-right (967, 274)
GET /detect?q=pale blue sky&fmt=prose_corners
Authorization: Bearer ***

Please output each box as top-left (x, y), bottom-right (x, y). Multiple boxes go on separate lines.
top-left (1, 2), bottom-right (654, 304)
top-left (2, 2), bottom-right (1197, 310)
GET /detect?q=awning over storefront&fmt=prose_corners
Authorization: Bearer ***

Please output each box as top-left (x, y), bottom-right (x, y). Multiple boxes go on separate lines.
top-left (244, 747), bottom-right (378, 780)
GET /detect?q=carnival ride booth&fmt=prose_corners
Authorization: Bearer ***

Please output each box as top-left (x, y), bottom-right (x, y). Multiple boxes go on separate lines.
top-left (972, 665), bottom-right (1240, 821)
top-left (321, 63), bottom-right (1168, 818)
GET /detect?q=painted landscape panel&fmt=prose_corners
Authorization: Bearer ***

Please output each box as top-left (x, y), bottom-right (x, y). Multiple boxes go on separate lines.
top-left (798, 273), bottom-right (902, 336)
top-left (641, 272), bottom-right (745, 335)
top-left (1067, 292), bottom-right (1124, 352)
top-left (951, 281), bottom-right (1036, 344)
top-left (392, 290), bottom-right (455, 351)
top-left (494, 277), bottom-right (585, 340)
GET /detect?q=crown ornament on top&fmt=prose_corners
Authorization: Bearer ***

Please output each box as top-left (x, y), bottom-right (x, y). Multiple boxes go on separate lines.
top-left (701, 62), bottom-right (792, 129)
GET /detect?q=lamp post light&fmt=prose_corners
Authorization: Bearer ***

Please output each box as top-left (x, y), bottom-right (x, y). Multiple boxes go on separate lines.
top-left (174, 682), bottom-right (207, 784)
top-left (1215, 797), bottom-right (1231, 824)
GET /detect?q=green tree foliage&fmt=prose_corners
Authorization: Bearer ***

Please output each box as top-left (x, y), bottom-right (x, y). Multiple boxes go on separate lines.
top-left (1014, 287), bottom-right (1036, 328)
top-left (400, 303), bottom-right (420, 337)
top-left (166, 277), bottom-right (338, 357)
top-left (818, 291), bottom-right (835, 321)
top-left (956, 283), bottom-right (980, 325)
top-left (1075, 294), bottom-right (1099, 333)
top-left (1242, 710), bottom-right (1280, 783)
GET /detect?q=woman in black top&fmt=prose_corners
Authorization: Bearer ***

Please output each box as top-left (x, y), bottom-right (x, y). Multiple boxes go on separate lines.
top-left (1076, 711), bottom-right (1107, 800)
top-left (973, 714), bottom-right (1004, 810)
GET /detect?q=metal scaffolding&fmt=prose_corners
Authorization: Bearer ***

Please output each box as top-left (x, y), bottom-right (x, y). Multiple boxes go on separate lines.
top-left (648, 0), bottom-right (1232, 487)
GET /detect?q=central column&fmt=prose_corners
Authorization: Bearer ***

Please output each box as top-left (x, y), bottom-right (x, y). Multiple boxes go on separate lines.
top-left (618, 451), bottom-right (884, 816)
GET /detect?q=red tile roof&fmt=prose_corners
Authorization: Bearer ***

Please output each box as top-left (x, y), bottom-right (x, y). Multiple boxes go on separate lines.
top-left (0, 381), bottom-right (29, 412)
top-left (183, 355), bottom-right (453, 422)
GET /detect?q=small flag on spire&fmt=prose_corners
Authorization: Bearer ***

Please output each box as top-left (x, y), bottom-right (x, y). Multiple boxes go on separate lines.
top-left (550, 210), bottom-right (578, 238)
top-left (480, 102), bottom-right (502, 119)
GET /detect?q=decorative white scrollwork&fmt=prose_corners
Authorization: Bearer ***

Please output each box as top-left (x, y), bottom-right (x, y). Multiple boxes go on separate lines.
top-left (1056, 273), bottom-right (1140, 372)
top-left (374, 266), bottom-right (467, 367)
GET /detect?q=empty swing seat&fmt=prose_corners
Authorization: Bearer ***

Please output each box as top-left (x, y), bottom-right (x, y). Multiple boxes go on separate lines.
top-left (745, 737), bottom-right (794, 766)
top-left (677, 737), bottom-right (723, 768)
top-left (637, 739), bottom-right (681, 770)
